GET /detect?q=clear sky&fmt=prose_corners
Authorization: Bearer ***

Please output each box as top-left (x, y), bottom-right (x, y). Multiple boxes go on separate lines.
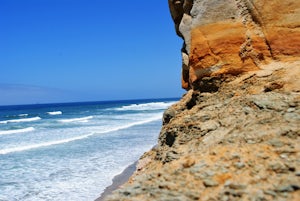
top-left (0, 0), bottom-right (184, 106)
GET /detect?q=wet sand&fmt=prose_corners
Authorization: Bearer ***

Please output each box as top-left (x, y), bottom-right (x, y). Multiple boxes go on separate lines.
top-left (95, 162), bottom-right (137, 201)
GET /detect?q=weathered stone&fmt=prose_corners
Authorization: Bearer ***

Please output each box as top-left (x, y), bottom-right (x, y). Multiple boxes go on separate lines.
top-left (268, 139), bottom-right (285, 148)
top-left (251, 93), bottom-right (290, 111)
top-left (182, 157), bottom-right (195, 168)
top-left (163, 107), bottom-right (176, 125)
top-left (164, 151), bottom-right (179, 163)
top-left (287, 108), bottom-right (296, 113)
top-left (268, 162), bottom-right (289, 174)
top-left (201, 120), bottom-right (220, 133)
top-left (252, 190), bottom-right (266, 201)
top-left (284, 112), bottom-right (300, 122)
top-left (275, 184), bottom-right (300, 193)
top-left (227, 183), bottom-right (247, 190)
top-left (189, 162), bottom-right (207, 174)
top-left (224, 189), bottom-right (245, 197)
top-left (199, 114), bottom-right (211, 122)
top-left (263, 190), bottom-right (277, 197)
top-left (170, 0), bottom-right (300, 90)
top-left (234, 162), bottom-right (246, 169)
top-left (103, 2), bottom-right (300, 201)
top-left (203, 179), bottom-right (219, 187)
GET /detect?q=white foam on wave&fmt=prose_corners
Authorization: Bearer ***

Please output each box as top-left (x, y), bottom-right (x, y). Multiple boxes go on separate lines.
top-left (18, 114), bottom-right (28, 117)
top-left (0, 113), bottom-right (163, 155)
top-left (57, 116), bottom-right (93, 123)
top-left (0, 133), bottom-right (93, 155)
top-left (0, 127), bottom-right (35, 136)
top-left (47, 111), bottom-right (62, 115)
top-left (96, 113), bottom-right (163, 134)
top-left (0, 117), bottom-right (41, 124)
top-left (115, 101), bottom-right (177, 111)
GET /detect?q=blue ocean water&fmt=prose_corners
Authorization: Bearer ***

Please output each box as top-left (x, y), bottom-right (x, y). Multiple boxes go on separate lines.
top-left (0, 98), bottom-right (178, 201)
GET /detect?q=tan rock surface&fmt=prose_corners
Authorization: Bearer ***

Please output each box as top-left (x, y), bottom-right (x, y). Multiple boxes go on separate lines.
top-left (103, 1), bottom-right (300, 200)
top-left (105, 62), bottom-right (300, 200)
top-left (169, 0), bottom-right (300, 90)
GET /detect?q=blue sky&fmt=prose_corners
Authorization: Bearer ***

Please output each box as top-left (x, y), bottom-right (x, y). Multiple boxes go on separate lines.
top-left (0, 0), bottom-right (183, 105)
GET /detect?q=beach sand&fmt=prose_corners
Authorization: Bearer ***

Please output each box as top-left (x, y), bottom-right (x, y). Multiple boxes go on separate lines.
top-left (95, 162), bottom-right (137, 201)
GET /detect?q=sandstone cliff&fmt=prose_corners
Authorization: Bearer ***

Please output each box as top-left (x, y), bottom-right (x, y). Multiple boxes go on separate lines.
top-left (104, 1), bottom-right (300, 200)
top-left (169, 0), bottom-right (300, 90)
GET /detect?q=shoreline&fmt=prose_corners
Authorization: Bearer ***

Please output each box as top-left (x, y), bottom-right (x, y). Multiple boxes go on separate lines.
top-left (95, 162), bottom-right (137, 201)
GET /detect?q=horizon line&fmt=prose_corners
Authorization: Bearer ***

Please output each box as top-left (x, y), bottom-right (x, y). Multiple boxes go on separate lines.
top-left (0, 97), bottom-right (181, 108)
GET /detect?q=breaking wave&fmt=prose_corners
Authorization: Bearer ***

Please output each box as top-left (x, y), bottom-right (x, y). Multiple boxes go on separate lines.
top-left (47, 111), bottom-right (62, 115)
top-left (0, 133), bottom-right (93, 155)
top-left (0, 127), bottom-right (35, 136)
top-left (114, 101), bottom-right (176, 111)
top-left (18, 114), bottom-right (28, 117)
top-left (57, 116), bottom-right (93, 123)
top-left (0, 113), bottom-right (163, 155)
top-left (0, 117), bottom-right (41, 124)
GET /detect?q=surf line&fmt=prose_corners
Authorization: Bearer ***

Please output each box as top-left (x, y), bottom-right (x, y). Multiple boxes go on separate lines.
top-left (0, 133), bottom-right (93, 155)
top-left (0, 127), bottom-right (35, 136)
top-left (0, 114), bottom-right (163, 155)
top-left (0, 117), bottom-right (41, 124)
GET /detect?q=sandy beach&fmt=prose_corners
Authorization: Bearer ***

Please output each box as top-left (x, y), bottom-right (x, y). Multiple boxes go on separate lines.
top-left (95, 162), bottom-right (137, 201)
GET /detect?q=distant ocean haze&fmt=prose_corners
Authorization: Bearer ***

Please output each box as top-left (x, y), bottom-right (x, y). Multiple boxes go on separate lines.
top-left (0, 98), bottom-right (178, 200)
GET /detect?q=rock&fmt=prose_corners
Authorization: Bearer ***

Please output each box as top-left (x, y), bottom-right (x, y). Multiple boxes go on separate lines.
top-left (203, 179), bottom-right (219, 187)
top-left (203, 170), bottom-right (215, 177)
top-left (169, 0), bottom-right (300, 90)
top-left (284, 112), bottom-right (300, 122)
top-left (275, 184), bottom-right (300, 193)
top-left (268, 139), bottom-right (285, 148)
top-left (164, 151), bottom-right (179, 163)
top-left (189, 162), bottom-right (207, 174)
top-left (230, 153), bottom-right (240, 160)
top-left (227, 183), bottom-right (247, 190)
top-left (200, 120), bottom-right (220, 135)
top-left (264, 82), bottom-right (284, 92)
top-left (287, 108), bottom-right (296, 113)
top-left (251, 93), bottom-right (290, 111)
top-left (224, 189), bottom-right (245, 197)
top-left (163, 107), bottom-right (176, 125)
top-left (252, 190), bottom-right (266, 201)
top-left (179, 14), bottom-right (192, 53)
top-left (105, 65), bottom-right (300, 201)
top-left (268, 162), bottom-right (289, 173)
top-left (199, 114), bottom-right (211, 122)
top-left (104, 1), bottom-right (300, 201)
top-left (182, 157), bottom-right (195, 168)
top-left (234, 162), bottom-right (246, 169)
top-left (264, 190), bottom-right (277, 197)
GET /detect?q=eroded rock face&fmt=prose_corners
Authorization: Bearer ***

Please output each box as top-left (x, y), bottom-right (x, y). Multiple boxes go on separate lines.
top-left (102, 2), bottom-right (300, 201)
top-left (106, 61), bottom-right (300, 201)
top-left (169, 0), bottom-right (300, 89)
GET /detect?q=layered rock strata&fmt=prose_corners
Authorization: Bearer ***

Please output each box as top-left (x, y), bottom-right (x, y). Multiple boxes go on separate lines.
top-left (168, 0), bottom-right (300, 90)
top-left (104, 1), bottom-right (300, 200)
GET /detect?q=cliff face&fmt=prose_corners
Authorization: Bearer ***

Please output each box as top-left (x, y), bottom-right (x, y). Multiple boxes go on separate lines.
top-left (169, 0), bottom-right (300, 90)
top-left (105, 1), bottom-right (300, 200)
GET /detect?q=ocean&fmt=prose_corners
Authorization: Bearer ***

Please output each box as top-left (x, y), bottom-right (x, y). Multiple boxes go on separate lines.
top-left (0, 98), bottom-right (178, 201)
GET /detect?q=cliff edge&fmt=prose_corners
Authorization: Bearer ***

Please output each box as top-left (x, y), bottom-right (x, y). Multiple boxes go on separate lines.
top-left (104, 1), bottom-right (300, 200)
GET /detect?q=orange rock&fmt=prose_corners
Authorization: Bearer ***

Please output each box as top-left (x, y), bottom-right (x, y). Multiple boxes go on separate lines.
top-left (170, 0), bottom-right (300, 90)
